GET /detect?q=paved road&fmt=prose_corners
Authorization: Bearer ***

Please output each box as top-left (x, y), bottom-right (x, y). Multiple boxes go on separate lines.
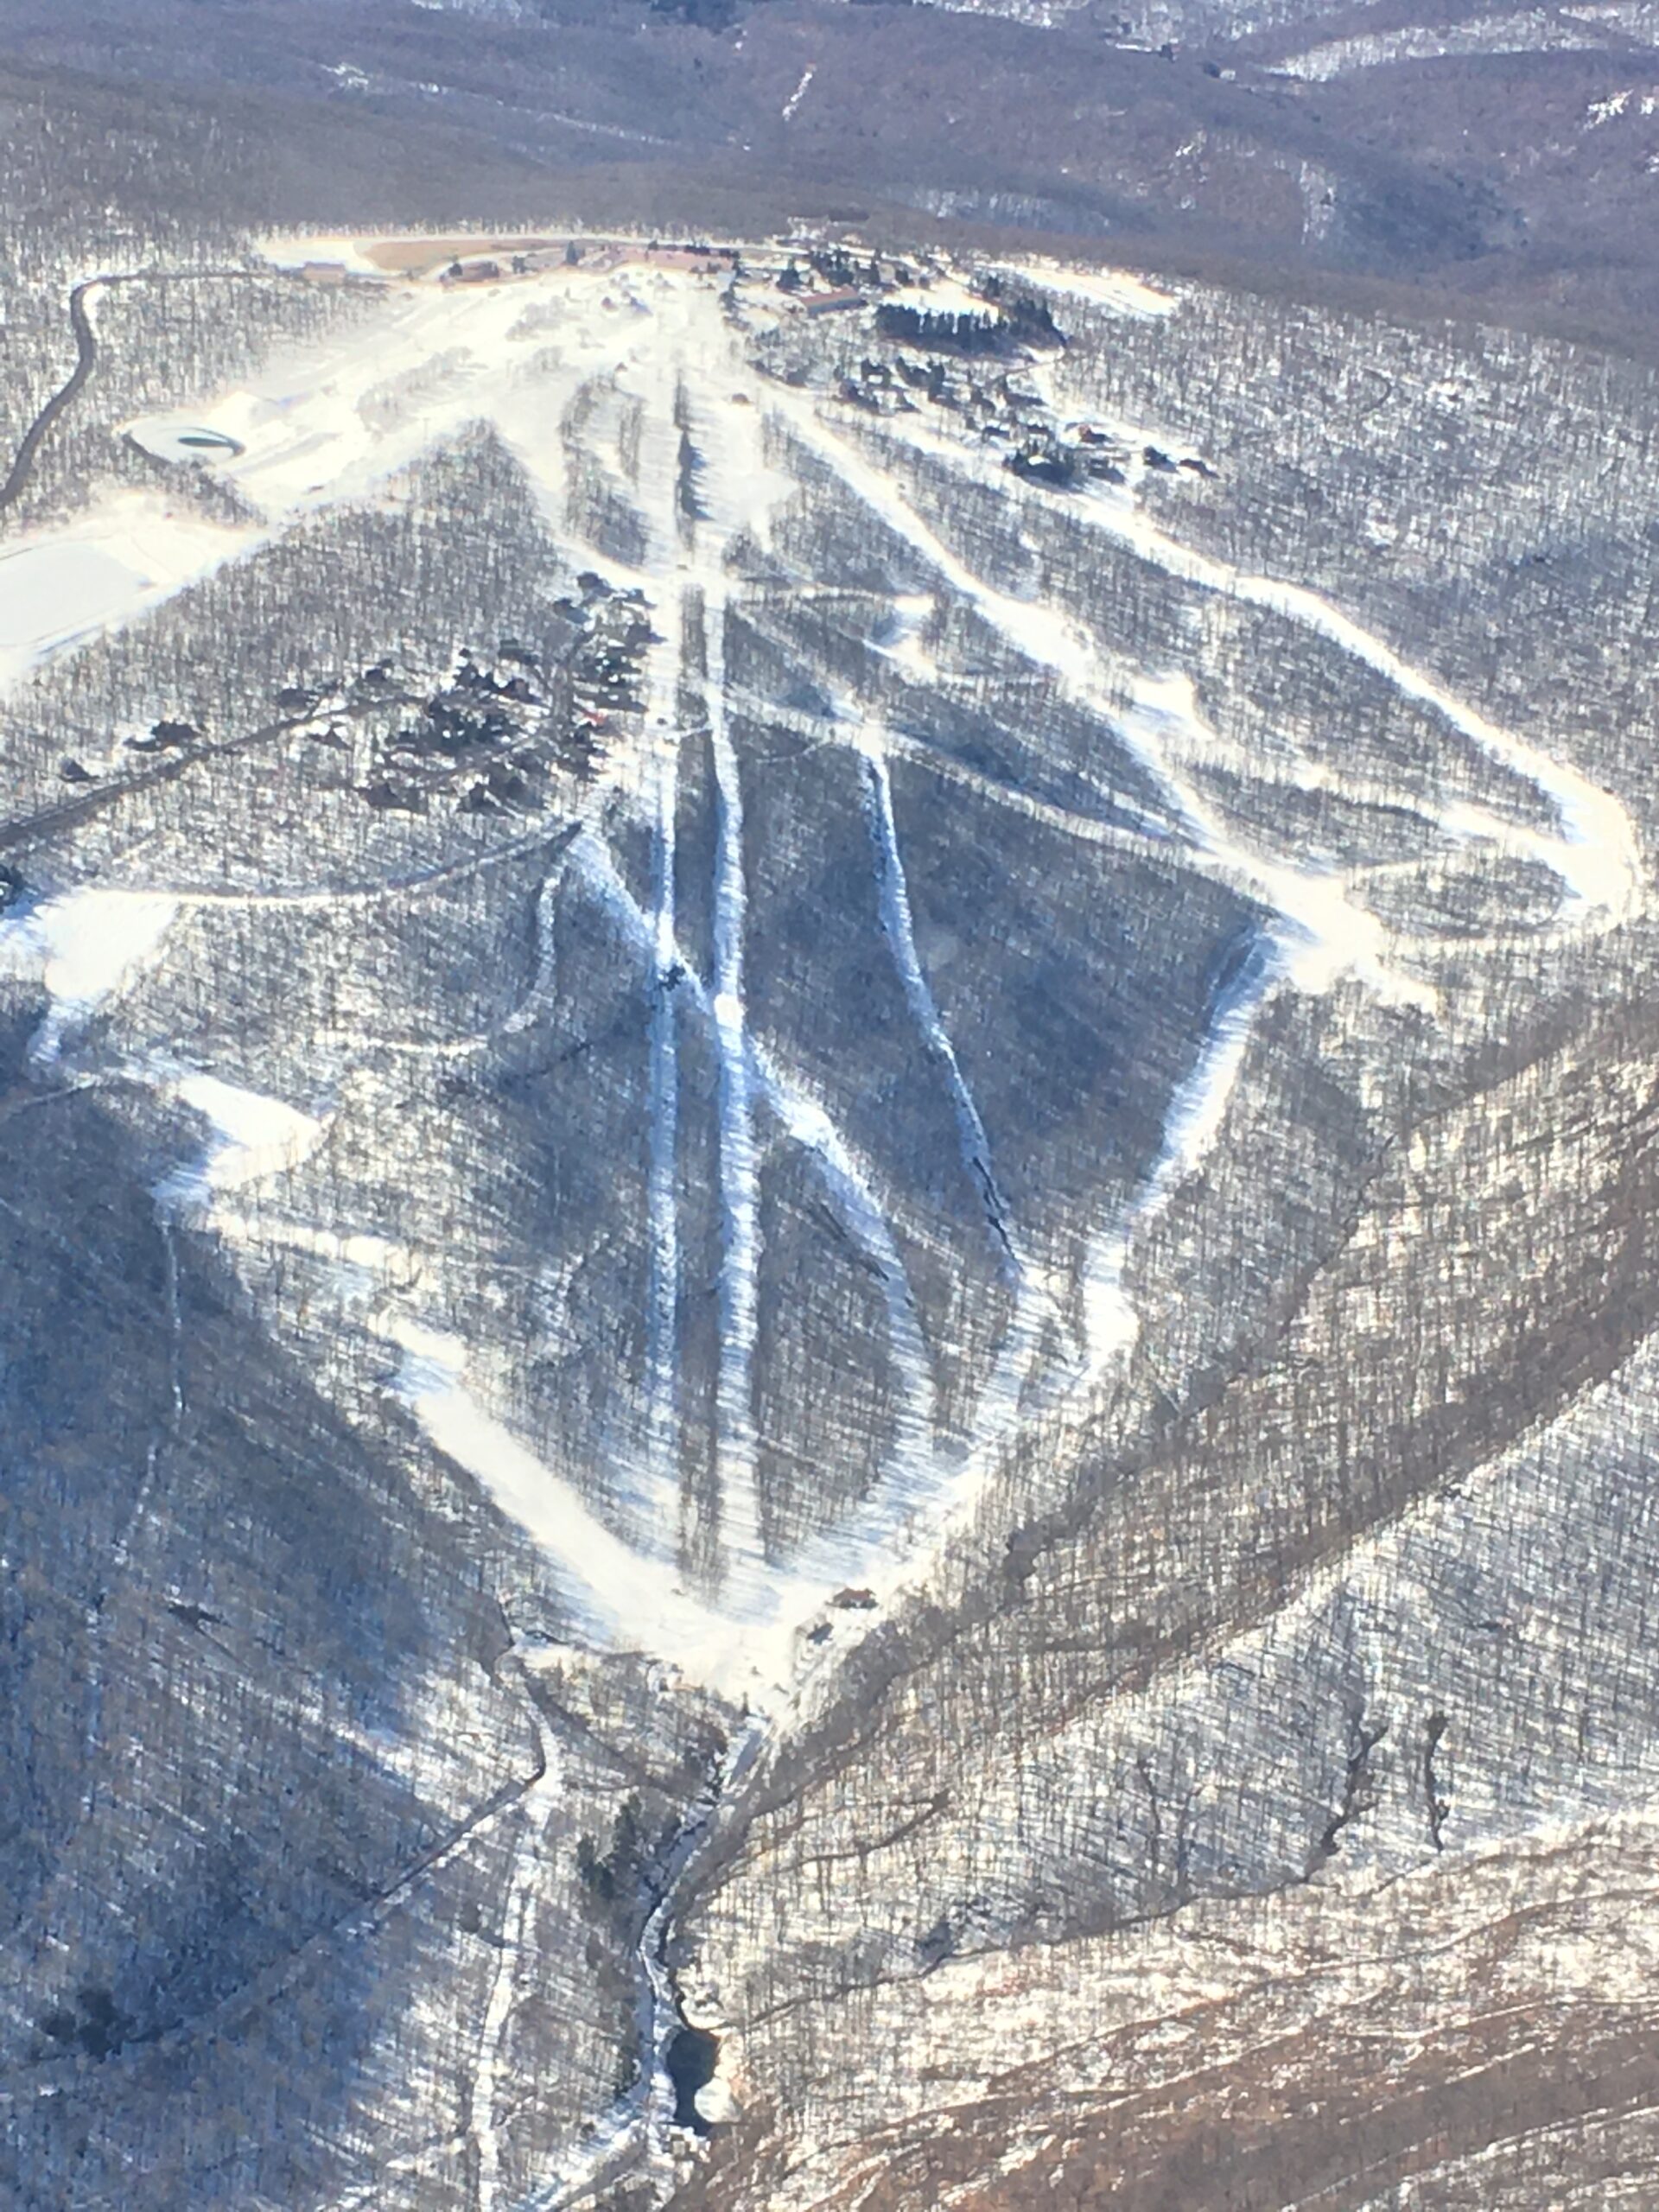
top-left (0, 264), bottom-right (313, 518)
top-left (0, 277), bottom-right (102, 513)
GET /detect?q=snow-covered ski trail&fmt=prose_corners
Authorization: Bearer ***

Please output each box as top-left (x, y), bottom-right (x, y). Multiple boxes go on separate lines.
top-left (859, 728), bottom-right (1020, 1286)
top-left (620, 348), bottom-right (691, 1542)
top-left (703, 576), bottom-right (766, 1584)
top-left (852, 726), bottom-right (1067, 1456)
top-left (818, 398), bottom-right (1644, 932)
top-left (572, 830), bottom-right (939, 1517)
top-left (1080, 931), bottom-right (1280, 1374)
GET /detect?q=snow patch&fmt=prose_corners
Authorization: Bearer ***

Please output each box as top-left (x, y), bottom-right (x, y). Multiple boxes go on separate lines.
top-left (0, 887), bottom-right (179, 1064)
top-left (1588, 87), bottom-right (1634, 123)
top-left (781, 65), bottom-right (816, 121)
top-left (153, 1073), bottom-right (324, 1212)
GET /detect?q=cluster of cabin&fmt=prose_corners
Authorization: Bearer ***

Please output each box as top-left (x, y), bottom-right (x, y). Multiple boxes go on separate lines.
top-left (354, 638), bottom-right (603, 820)
top-left (781, 251), bottom-right (1227, 499)
top-left (832, 338), bottom-right (1218, 499)
top-left (436, 238), bottom-right (741, 289)
top-left (331, 577), bottom-right (658, 821)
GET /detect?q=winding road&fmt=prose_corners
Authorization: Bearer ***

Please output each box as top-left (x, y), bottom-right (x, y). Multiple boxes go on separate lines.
top-left (0, 264), bottom-right (319, 518)
top-left (0, 278), bottom-right (102, 513)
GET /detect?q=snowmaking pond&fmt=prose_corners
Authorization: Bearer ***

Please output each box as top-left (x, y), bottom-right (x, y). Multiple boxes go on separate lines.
top-left (124, 416), bottom-right (245, 465)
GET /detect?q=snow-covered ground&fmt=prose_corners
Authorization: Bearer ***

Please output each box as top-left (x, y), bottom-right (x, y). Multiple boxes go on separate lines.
top-left (6, 227), bottom-right (1654, 2212)
top-left (0, 885), bottom-right (181, 1062)
top-left (0, 497), bottom-right (251, 691)
top-left (999, 259), bottom-right (1179, 318)
top-left (388, 1316), bottom-right (806, 1701)
top-left (1271, 6), bottom-right (1622, 77)
top-left (151, 1071), bottom-right (325, 1213)
top-left (3, 236), bottom-right (1643, 1720)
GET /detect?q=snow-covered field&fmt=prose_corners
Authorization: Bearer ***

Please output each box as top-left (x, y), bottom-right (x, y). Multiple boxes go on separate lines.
top-left (0, 497), bottom-right (248, 689)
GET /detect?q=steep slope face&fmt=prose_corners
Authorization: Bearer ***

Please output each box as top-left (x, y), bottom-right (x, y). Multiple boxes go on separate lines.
top-left (1, 238), bottom-right (1657, 2208)
top-left (669, 1798), bottom-right (1659, 2210)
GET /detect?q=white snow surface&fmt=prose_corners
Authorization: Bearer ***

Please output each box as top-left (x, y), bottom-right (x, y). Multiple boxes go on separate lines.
top-left (152, 1073), bottom-right (325, 1212)
top-left (386, 1315), bottom-right (804, 1700)
top-left (1080, 935), bottom-right (1278, 1370)
top-left (0, 497), bottom-right (251, 691)
top-left (254, 230), bottom-right (401, 277)
top-left (10, 244), bottom-right (1653, 2197)
top-left (781, 65), bottom-right (817, 120)
top-left (1000, 258), bottom-right (1179, 317)
top-left (1271, 6), bottom-right (1630, 76)
top-left (0, 887), bottom-right (180, 1063)
top-left (812, 397), bottom-right (1642, 932)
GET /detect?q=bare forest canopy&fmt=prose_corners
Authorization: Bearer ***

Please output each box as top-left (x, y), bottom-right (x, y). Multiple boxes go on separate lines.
top-left (6, 6), bottom-right (1659, 2211)
top-left (11, 0), bottom-right (1659, 358)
